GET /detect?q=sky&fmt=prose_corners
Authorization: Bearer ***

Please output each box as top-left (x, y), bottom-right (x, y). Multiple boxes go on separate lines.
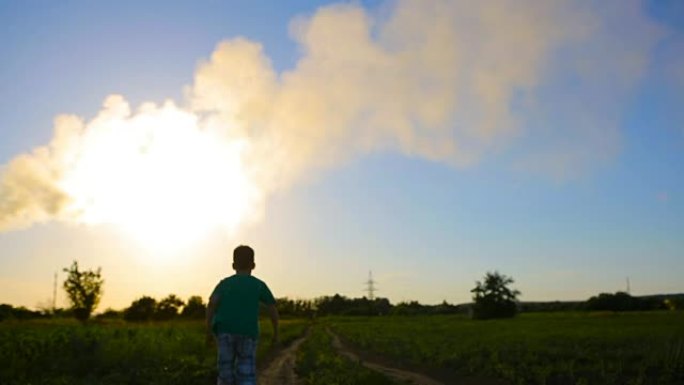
top-left (0, 0), bottom-right (683, 310)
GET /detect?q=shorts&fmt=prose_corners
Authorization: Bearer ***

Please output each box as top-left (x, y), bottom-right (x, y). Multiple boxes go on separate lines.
top-left (216, 333), bottom-right (257, 385)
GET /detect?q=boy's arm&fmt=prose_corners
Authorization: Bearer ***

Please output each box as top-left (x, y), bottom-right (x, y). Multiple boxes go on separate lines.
top-left (267, 303), bottom-right (279, 344)
top-left (206, 293), bottom-right (219, 342)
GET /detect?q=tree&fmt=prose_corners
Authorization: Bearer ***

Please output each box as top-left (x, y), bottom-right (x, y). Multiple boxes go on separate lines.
top-left (124, 296), bottom-right (157, 321)
top-left (664, 297), bottom-right (684, 311)
top-left (0, 304), bottom-right (45, 321)
top-left (585, 292), bottom-right (664, 311)
top-left (96, 308), bottom-right (122, 320)
top-left (181, 296), bottom-right (206, 319)
top-left (63, 261), bottom-right (104, 322)
top-left (392, 301), bottom-right (425, 316)
top-left (471, 271), bottom-right (520, 320)
top-left (154, 294), bottom-right (184, 320)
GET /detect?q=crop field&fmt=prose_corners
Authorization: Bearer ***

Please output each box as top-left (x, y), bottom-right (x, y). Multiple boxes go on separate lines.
top-left (2, 312), bottom-right (683, 385)
top-left (329, 312), bottom-right (684, 385)
top-left (0, 318), bottom-right (307, 385)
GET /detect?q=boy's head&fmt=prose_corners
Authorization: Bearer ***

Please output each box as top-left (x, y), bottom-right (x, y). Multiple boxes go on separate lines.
top-left (233, 245), bottom-right (255, 271)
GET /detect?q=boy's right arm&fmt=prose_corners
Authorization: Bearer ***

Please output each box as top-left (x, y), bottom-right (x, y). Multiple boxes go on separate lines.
top-left (206, 293), bottom-right (218, 344)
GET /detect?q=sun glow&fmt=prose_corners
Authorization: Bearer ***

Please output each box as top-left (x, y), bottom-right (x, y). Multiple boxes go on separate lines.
top-left (58, 96), bottom-right (259, 249)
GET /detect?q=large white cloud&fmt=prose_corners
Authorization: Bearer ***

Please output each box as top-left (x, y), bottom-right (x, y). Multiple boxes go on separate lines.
top-left (0, 0), bottom-right (668, 232)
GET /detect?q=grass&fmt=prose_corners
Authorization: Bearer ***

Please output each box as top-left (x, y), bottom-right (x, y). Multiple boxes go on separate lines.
top-left (330, 311), bottom-right (684, 385)
top-left (0, 318), bottom-right (307, 385)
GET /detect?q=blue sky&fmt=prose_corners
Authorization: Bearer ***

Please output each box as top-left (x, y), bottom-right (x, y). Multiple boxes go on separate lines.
top-left (0, 0), bottom-right (683, 309)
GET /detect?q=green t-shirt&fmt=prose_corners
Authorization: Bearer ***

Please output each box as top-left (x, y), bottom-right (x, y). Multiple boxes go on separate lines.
top-left (210, 274), bottom-right (275, 338)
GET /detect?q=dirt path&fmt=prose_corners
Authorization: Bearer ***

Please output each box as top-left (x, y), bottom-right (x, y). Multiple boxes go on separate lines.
top-left (257, 331), bottom-right (308, 385)
top-left (327, 328), bottom-right (445, 385)
top-left (257, 326), bottom-right (507, 385)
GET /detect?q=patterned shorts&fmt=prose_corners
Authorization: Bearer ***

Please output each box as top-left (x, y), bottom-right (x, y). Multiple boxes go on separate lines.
top-left (216, 333), bottom-right (257, 385)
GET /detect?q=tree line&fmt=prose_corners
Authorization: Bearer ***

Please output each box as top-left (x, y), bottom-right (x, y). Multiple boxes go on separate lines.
top-left (1, 262), bottom-right (683, 322)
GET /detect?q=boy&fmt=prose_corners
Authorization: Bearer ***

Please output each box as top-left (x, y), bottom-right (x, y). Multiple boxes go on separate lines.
top-left (206, 245), bottom-right (279, 385)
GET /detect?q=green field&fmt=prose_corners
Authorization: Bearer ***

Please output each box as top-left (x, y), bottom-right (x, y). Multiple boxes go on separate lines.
top-left (2, 312), bottom-right (684, 385)
top-left (0, 318), bottom-right (307, 385)
top-left (330, 312), bottom-right (684, 385)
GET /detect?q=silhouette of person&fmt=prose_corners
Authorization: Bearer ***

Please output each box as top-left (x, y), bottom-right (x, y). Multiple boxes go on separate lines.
top-left (207, 245), bottom-right (279, 385)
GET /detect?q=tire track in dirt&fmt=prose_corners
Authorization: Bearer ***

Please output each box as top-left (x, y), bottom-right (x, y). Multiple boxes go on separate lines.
top-left (326, 328), bottom-right (445, 385)
top-left (257, 330), bottom-right (309, 385)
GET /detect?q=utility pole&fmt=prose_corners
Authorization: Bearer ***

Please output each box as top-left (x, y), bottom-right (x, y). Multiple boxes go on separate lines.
top-left (364, 271), bottom-right (377, 300)
top-left (626, 277), bottom-right (631, 295)
top-left (52, 272), bottom-right (57, 312)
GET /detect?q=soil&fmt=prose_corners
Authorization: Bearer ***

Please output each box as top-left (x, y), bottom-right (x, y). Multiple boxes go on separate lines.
top-left (257, 331), bottom-right (308, 385)
top-left (327, 328), bottom-right (444, 385)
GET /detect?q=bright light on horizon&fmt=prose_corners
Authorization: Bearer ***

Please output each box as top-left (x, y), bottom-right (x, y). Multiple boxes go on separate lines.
top-left (56, 96), bottom-right (261, 250)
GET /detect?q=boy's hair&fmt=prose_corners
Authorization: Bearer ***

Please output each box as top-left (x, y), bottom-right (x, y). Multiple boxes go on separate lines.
top-left (233, 245), bottom-right (255, 270)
